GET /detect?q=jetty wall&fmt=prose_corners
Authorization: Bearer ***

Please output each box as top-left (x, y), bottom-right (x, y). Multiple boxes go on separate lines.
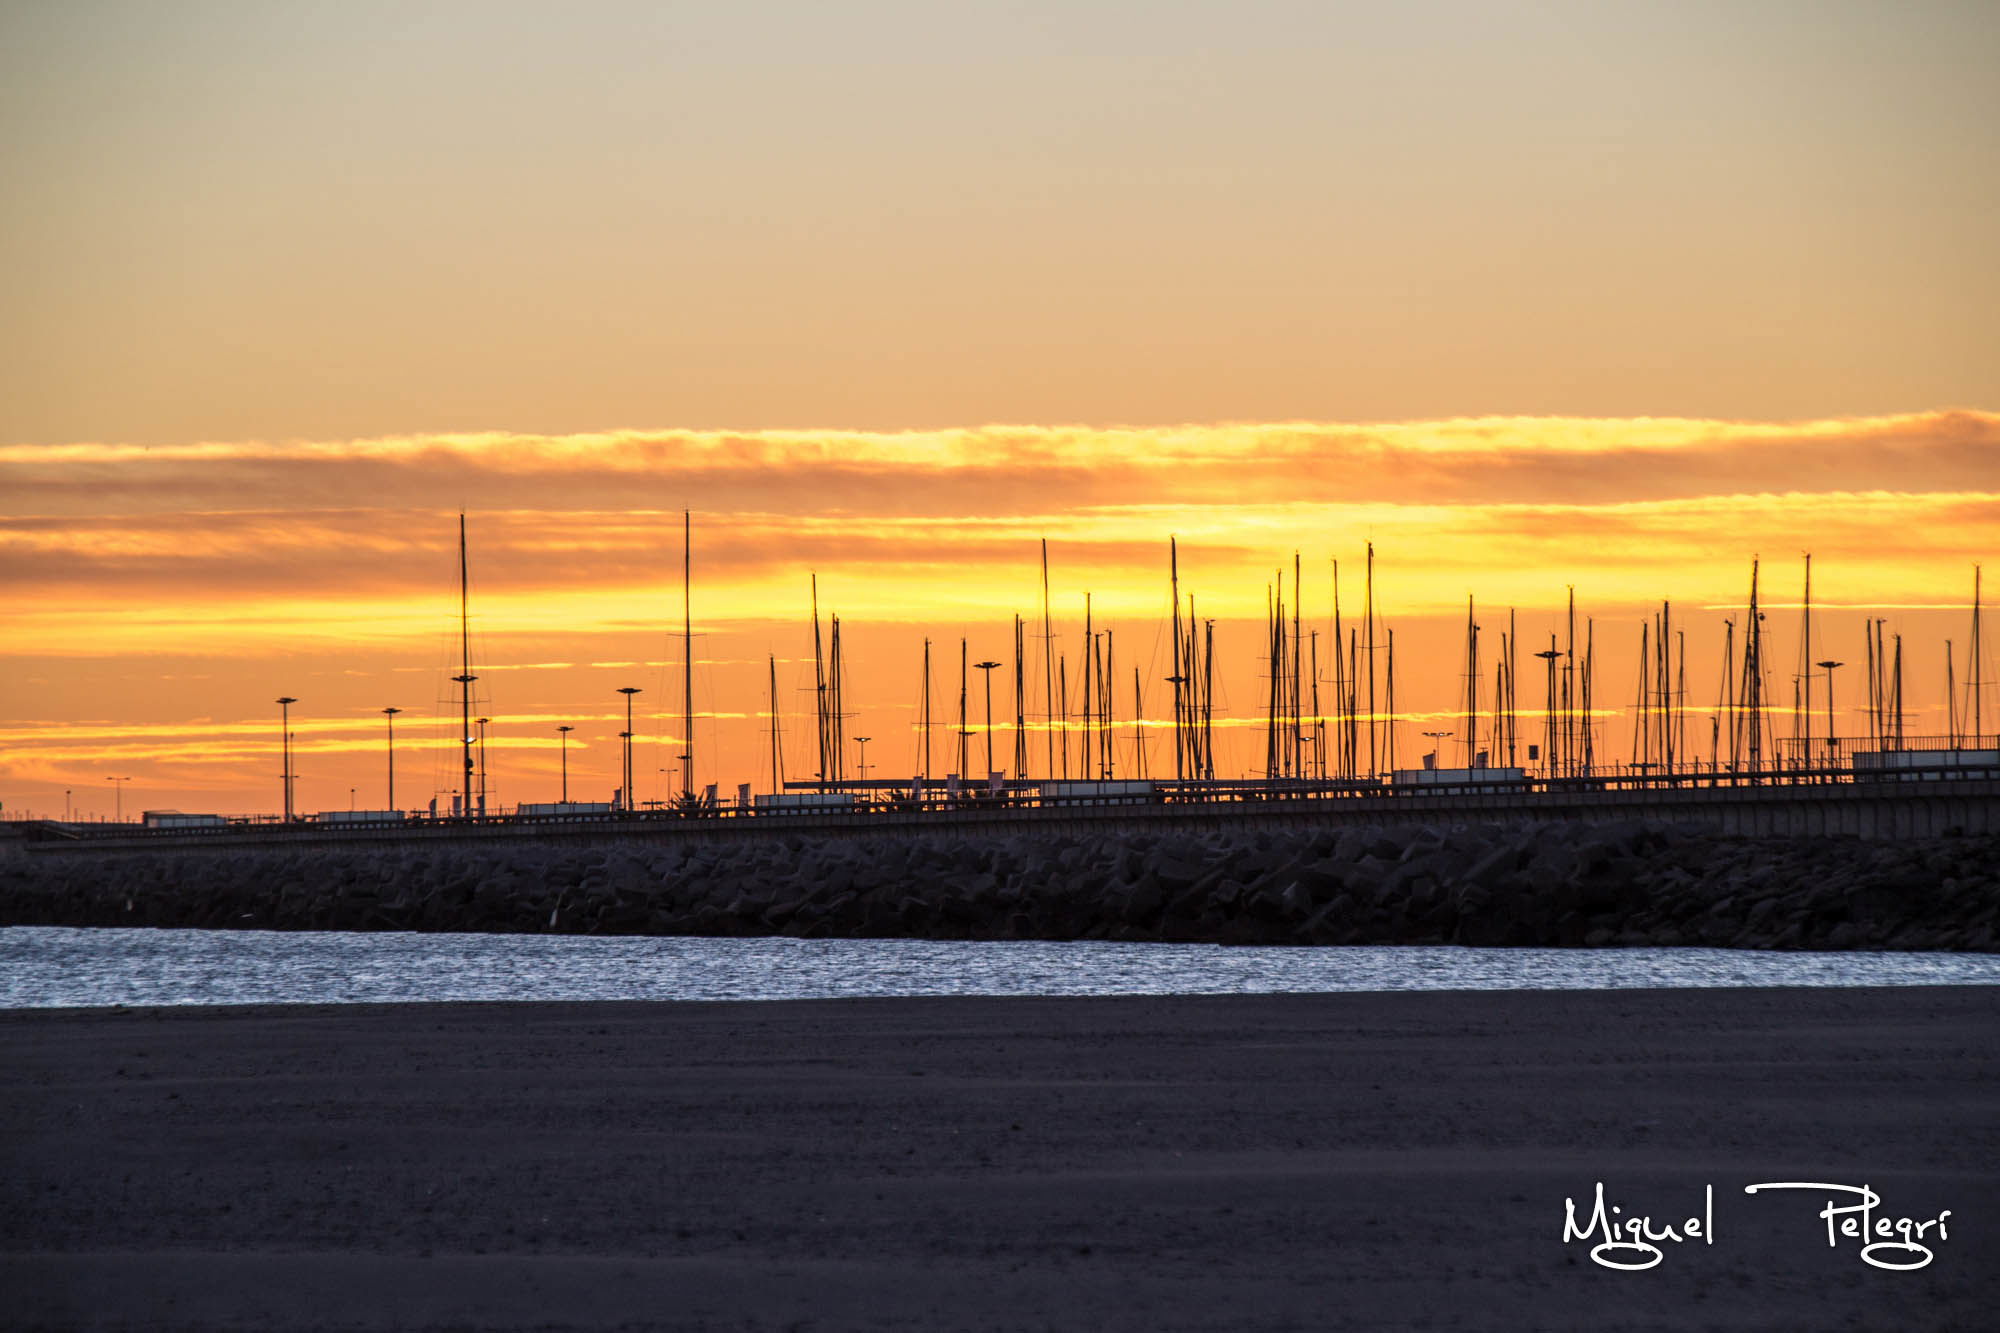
top-left (3, 815), bottom-right (1995, 950)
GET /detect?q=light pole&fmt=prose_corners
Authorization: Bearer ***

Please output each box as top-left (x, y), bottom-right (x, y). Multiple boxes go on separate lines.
top-left (64, 789), bottom-right (71, 821)
top-left (1534, 645), bottom-right (1562, 777)
top-left (973, 660), bottom-right (1001, 779)
top-left (1421, 730), bottom-right (1451, 773)
top-left (276, 696), bottom-right (297, 820)
top-left (617, 687), bottom-right (642, 811)
top-left (855, 736), bottom-right (872, 783)
top-left (108, 775), bottom-right (131, 823)
top-left (1817, 660), bottom-right (1843, 770)
top-left (557, 725), bottom-right (574, 803)
top-left (382, 707), bottom-right (401, 812)
top-left (475, 717), bottom-right (491, 818)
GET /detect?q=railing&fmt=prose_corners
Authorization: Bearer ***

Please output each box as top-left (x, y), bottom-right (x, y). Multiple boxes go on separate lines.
top-left (11, 735), bottom-right (1995, 845)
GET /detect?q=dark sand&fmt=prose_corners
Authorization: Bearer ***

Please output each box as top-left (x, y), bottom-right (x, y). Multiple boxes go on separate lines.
top-left (4, 987), bottom-right (1995, 1331)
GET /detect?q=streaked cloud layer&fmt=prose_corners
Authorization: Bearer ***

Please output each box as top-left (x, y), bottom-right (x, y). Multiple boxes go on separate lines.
top-left (2, 411), bottom-right (1993, 814)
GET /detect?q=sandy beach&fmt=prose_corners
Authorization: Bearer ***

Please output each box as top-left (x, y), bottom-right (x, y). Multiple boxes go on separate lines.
top-left (4, 986), bottom-right (1995, 1330)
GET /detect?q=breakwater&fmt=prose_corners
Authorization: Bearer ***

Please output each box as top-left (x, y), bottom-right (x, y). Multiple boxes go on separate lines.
top-left (4, 819), bottom-right (1995, 950)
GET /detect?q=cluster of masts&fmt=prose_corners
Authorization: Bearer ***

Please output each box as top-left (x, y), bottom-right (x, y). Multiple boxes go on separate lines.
top-left (779, 532), bottom-right (1989, 794)
top-left (257, 517), bottom-right (1989, 820)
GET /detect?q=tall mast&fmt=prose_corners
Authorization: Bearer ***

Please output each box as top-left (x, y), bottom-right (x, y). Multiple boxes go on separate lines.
top-left (1058, 654), bottom-right (1069, 779)
top-left (1634, 619), bottom-right (1650, 770)
top-left (810, 575), bottom-right (826, 784)
top-left (1891, 633), bottom-right (1904, 748)
top-left (1365, 542), bottom-right (1377, 778)
top-left (830, 615), bottom-right (844, 785)
top-left (1563, 587), bottom-right (1576, 778)
top-left (1310, 630), bottom-right (1322, 780)
top-left (1132, 666), bottom-right (1146, 779)
top-left (1974, 564), bottom-right (1985, 745)
top-left (455, 512), bottom-right (476, 816)
top-left (1041, 538), bottom-right (1055, 782)
top-left (1717, 619), bottom-right (1735, 772)
top-left (957, 637), bottom-right (969, 780)
top-left (921, 637), bottom-right (933, 783)
top-left (1331, 559), bottom-right (1346, 779)
top-left (1292, 552), bottom-right (1303, 779)
top-left (1800, 553), bottom-right (1814, 764)
top-left (1169, 538), bottom-right (1184, 783)
top-left (1082, 594), bottom-right (1093, 781)
top-left (1385, 625), bottom-right (1397, 774)
top-left (1462, 595), bottom-right (1478, 767)
top-left (1947, 640), bottom-right (1958, 747)
top-left (683, 510), bottom-right (694, 801)
top-left (1743, 559), bottom-right (1764, 773)
top-left (1265, 581), bottom-right (1278, 780)
top-left (1192, 616), bottom-right (1208, 784)
top-left (1013, 616), bottom-right (1027, 779)
top-left (1103, 629), bottom-right (1115, 779)
top-left (768, 654), bottom-right (783, 794)
top-left (1582, 617), bottom-right (1595, 774)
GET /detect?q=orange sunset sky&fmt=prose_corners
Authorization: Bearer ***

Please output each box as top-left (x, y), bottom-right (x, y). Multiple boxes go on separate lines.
top-left (2, 2), bottom-right (1995, 817)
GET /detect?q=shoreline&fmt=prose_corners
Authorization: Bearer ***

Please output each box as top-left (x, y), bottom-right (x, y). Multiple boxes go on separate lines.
top-left (6, 987), bottom-right (1996, 1329)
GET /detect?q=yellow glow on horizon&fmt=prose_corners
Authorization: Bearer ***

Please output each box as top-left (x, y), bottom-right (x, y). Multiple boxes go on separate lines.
top-left (3, 412), bottom-right (1992, 813)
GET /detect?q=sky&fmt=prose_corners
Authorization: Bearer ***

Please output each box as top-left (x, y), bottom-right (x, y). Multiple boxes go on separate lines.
top-left (1, 1), bottom-right (1995, 817)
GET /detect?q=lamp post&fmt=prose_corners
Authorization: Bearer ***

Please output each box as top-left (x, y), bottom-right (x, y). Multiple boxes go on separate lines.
top-left (1816, 660), bottom-right (1843, 771)
top-left (617, 687), bottom-right (642, 811)
top-left (557, 724), bottom-right (574, 803)
top-left (1421, 730), bottom-right (1451, 774)
top-left (381, 707), bottom-right (401, 812)
top-left (973, 660), bottom-right (1001, 779)
top-left (64, 789), bottom-right (71, 821)
top-left (475, 717), bottom-right (491, 818)
top-left (855, 736), bottom-right (872, 783)
top-left (276, 696), bottom-right (297, 820)
top-left (108, 775), bottom-right (131, 824)
top-left (1534, 645), bottom-right (1562, 777)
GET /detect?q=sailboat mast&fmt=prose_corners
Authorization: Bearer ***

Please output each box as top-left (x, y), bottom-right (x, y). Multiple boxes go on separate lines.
top-left (921, 637), bottom-right (933, 783)
top-left (811, 575), bottom-right (826, 785)
top-left (683, 510), bottom-right (694, 801)
top-left (455, 512), bottom-right (476, 817)
top-left (768, 654), bottom-right (783, 794)
top-left (1041, 538), bottom-right (1055, 782)
top-left (1365, 542), bottom-right (1376, 778)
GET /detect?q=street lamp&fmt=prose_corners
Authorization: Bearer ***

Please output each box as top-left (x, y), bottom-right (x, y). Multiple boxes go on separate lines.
top-left (1534, 645), bottom-right (1562, 777)
top-left (1816, 660), bottom-right (1844, 769)
top-left (556, 725), bottom-right (574, 803)
top-left (1421, 730), bottom-right (1451, 773)
top-left (973, 660), bottom-right (1001, 779)
top-left (475, 717), bottom-right (492, 818)
top-left (381, 707), bottom-right (402, 812)
top-left (108, 775), bottom-right (131, 824)
top-left (275, 696), bottom-right (297, 820)
top-left (855, 736), bottom-right (872, 783)
top-left (616, 687), bottom-right (642, 811)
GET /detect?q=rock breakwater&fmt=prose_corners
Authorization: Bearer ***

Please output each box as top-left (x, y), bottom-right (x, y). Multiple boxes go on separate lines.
top-left (3, 820), bottom-right (1995, 950)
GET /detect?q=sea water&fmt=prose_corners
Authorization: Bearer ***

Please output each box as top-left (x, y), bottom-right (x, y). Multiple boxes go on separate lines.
top-left (3, 926), bottom-right (1997, 1008)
